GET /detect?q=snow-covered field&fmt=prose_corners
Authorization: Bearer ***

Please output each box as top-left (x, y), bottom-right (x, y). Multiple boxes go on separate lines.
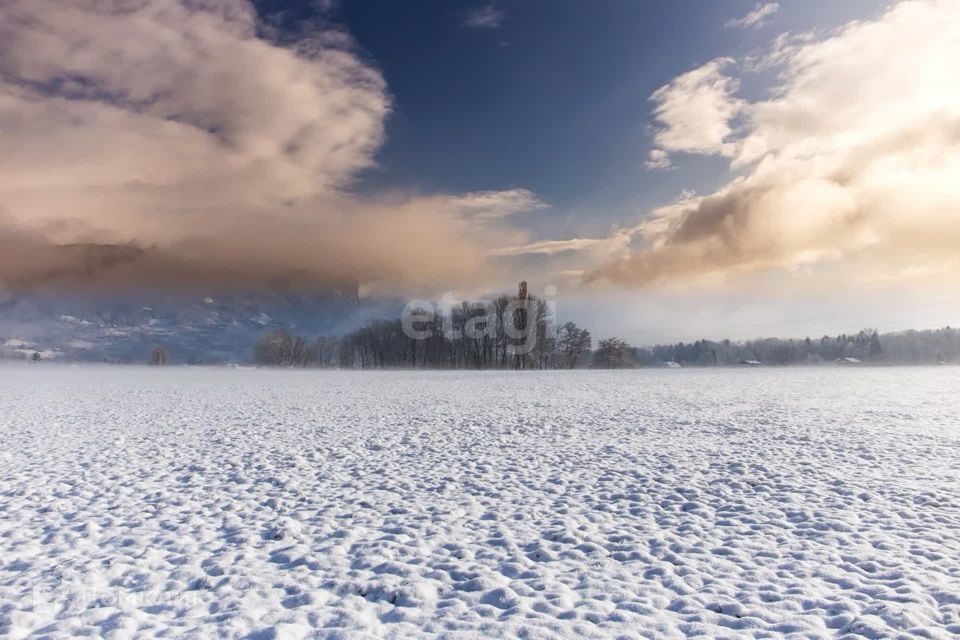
top-left (2, 365), bottom-right (959, 639)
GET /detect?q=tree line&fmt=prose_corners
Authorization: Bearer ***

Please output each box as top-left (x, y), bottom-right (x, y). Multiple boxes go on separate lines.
top-left (254, 285), bottom-right (959, 368)
top-left (255, 282), bottom-right (591, 369)
top-left (630, 328), bottom-right (960, 367)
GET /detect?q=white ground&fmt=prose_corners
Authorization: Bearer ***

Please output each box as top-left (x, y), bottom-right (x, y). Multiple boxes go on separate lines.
top-left (1, 366), bottom-right (960, 639)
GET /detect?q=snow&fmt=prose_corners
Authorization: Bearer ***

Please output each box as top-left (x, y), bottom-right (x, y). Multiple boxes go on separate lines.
top-left (1, 365), bottom-right (959, 639)
top-left (0, 344), bottom-right (62, 360)
top-left (3, 339), bottom-right (35, 349)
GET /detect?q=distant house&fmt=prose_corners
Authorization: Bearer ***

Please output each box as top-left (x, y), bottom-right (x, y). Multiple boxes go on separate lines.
top-left (835, 357), bottom-right (863, 365)
top-left (663, 361), bottom-right (681, 369)
top-left (738, 359), bottom-right (763, 366)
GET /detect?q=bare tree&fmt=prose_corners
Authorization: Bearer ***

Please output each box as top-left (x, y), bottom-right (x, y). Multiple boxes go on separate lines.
top-left (254, 330), bottom-right (310, 367)
top-left (309, 336), bottom-right (339, 368)
top-left (150, 346), bottom-right (168, 366)
top-left (593, 337), bottom-right (631, 369)
top-left (337, 335), bottom-right (356, 368)
top-left (556, 322), bottom-right (591, 369)
top-left (511, 281), bottom-right (529, 369)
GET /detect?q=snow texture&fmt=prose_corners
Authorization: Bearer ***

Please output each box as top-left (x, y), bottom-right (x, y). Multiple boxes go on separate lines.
top-left (1, 365), bottom-right (959, 639)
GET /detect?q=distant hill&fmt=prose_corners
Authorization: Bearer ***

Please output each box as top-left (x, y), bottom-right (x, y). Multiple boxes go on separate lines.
top-left (0, 288), bottom-right (396, 364)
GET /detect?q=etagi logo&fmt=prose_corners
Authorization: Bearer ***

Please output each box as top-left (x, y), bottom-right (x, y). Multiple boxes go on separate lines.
top-left (401, 285), bottom-right (557, 356)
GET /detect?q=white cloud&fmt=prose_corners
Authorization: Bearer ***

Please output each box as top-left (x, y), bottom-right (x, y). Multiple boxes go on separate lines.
top-left (463, 5), bottom-right (505, 29)
top-left (0, 0), bottom-right (541, 292)
top-left (647, 58), bottom-right (743, 162)
top-left (487, 230), bottom-right (635, 290)
top-left (726, 2), bottom-right (780, 29)
top-left (593, 0), bottom-right (960, 289)
top-left (491, 238), bottom-right (614, 257)
top-left (645, 148), bottom-right (673, 170)
top-left (445, 189), bottom-right (548, 220)
top-left (0, 0), bottom-right (387, 228)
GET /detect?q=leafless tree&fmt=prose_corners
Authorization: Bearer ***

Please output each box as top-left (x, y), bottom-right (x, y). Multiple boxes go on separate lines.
top-left (337, 335), bottom-right (356, 368)
top-left (254, 330), bottom-right (310, 367)
top-left (309, 336), bottom-right (339, 368)
top-left (511, 281), bottom-right (529, 369)
top-left (593, 337), bottom-right (631, 369)
top-left (556, 322), bottom-right (591, 369)
top-left (150, 346), bottom-right (168, 366)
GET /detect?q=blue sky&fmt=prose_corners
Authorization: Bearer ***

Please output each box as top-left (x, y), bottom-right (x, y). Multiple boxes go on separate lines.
top-left (303, 0), bottom-right (888, 235)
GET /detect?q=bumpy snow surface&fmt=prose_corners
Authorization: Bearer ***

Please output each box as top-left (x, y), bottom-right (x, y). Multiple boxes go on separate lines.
top-left (2, 366), bottom-right (960, 639)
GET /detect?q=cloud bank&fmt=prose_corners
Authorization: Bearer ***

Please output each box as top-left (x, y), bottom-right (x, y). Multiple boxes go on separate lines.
top-left (595, 0), bottom-right (960, 289)
top-left (0, 0), bottom-right (536, 293)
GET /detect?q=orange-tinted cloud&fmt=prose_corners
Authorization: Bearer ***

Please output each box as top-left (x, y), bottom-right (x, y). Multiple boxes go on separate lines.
top-left (0, 0), bottom-right (541, 294)
top-left (592, 0), bottom-right (960, 289)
